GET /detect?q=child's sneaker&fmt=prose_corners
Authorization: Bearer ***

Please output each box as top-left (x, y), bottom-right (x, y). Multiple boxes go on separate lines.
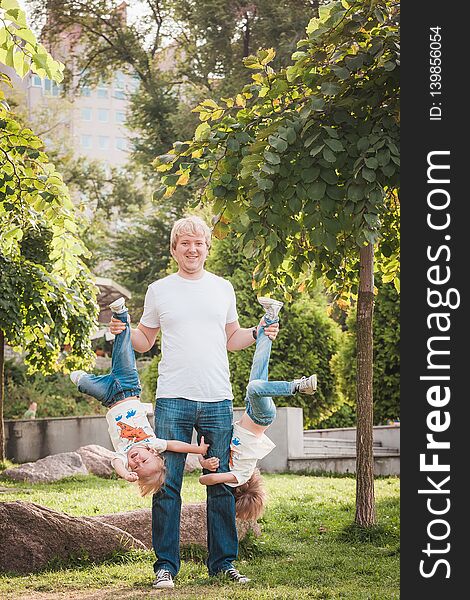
top-left (108, 297), bottom-right (127, 314)
top-left (293, 374), bottom-right (317, 395)
top-left (70, 370), bottom-right (86, 386)
top-left (257, 297), bottom-right (283, 321)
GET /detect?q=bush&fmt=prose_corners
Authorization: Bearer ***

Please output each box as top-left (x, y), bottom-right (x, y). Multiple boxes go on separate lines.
top-left (326, 279), bottom-right (400, 426)
top-left (3, 359), bottom-right (105, 419)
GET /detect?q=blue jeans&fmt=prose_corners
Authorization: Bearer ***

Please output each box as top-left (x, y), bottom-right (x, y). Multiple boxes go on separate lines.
top-left (153, 397), bottom-right (236, 576)
top-left (245, 316), bottom-right (295, 426)
top-left (76, 310), bottom-right (141, 406)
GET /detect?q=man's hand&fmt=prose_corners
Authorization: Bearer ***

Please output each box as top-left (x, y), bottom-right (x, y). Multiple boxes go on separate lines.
top-left (124, 471), bottom-right (139, 482)
top-left (109, 316), bottom-right (127, 336)
top-left (199, 456), bottom-right (220, 472)
top-left (198, 435), bottom-right (210, 455)
top-left (259, 319), bottom-right (280, 341)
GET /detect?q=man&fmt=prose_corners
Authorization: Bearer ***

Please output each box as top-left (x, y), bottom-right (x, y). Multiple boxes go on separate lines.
top-left (109, 215), bottom-right (279, 589)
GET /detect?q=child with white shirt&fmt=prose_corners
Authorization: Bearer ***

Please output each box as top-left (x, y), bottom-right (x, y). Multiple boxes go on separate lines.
top-left (70, 298), bottom-right (209, 496)
top-left (199, 297), bottom-right (317, 520)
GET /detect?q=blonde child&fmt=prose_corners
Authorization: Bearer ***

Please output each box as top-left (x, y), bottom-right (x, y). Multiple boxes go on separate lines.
top-left (198, 297), bottom-right (317, 520)
top-left (71, 298), bottom-right (209, 496)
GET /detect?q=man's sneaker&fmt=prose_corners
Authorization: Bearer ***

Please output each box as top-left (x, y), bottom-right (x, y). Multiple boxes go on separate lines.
top-left (108, 296), bottom-right (127, 314)
top-left (223, 567), bottom-right (251, 584)
top-left (70, 370), bottom-right (86, 386)
top-left (152, 569), bottom-right (174, 589)
top-left (293, 374), bottom-right (317, 395)
top-left (257, 296), bottom-right (283, 321)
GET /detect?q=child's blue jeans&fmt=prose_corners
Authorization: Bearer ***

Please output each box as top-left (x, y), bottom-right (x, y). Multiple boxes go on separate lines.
top-left (245, 315), bottom-right (295, 426)
top-left (76, 310), bottom-right (141, 407)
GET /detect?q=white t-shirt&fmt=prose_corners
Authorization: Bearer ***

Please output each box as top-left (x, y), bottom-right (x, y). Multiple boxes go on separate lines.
top-left (140, 271), bottom-right (238, 401)
top-left (106, 399), bottom-right (167, 468)
top-left (226, 421), bottom-right (276, 487)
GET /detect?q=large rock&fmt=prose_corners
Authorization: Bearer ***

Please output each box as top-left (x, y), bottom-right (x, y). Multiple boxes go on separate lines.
top-left (2, 452), bottom-right (87, 483)
top-left (93, 503), bottom-right (261, 548)
top-left (76, 444), bottom-right (115, 478)
top-left (0, 501), bottom-right (146, 574)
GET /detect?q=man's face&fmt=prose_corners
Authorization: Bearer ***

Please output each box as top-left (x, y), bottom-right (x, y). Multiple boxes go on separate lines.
top-left (127, 446), bottom-right (162, 478)
top-left (172, 233), bottom-right (209, 277)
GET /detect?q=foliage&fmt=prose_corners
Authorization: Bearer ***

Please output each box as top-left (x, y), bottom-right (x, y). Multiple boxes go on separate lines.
top-left (2, 359), bottom-right (104, 419)
top-left (153, 0), bottom-right (400, 301)
top-left (30, 0), bottom-right (317, 173)
top-left (1, 1), bottom-right (98, 374)
top-left (0, 473), bottom-right (400, 599)
top-left (329, 277), bottom-right (400, 425)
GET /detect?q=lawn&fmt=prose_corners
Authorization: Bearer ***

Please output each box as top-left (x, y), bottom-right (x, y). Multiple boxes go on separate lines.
top-left (0, 472), bottom-right (400, 599)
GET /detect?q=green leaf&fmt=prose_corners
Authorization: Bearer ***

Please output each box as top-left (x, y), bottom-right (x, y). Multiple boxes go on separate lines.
top-left (307, 181), bottom-right (327, 200)
top-left (309, 144), bottom-right (324, 158)
top-left (323, 147), bottom-right (336, 163)
top-left (357, 137), bottom-right (370, 152)
top-left (321, 81), bottom-right (341, 96)
top-left (251, 192), bottom-right (265, 208)
top-left (14, 27), bottom-right (36, 45)
top-left (301, 167), bottom-right (320, 183)
top-left (347, 184), bottom-right (364, 202)
top-left (268, 136), bottom-right (288, 152)
top-left (365, 157), bottom-right (379, 169)
top-left (331, 65), bottom-right (349, 80)
top-left (320, 169), bottom-right (338, 184)
top-left (324, 138), bottom-right (344, 152)
top-left (194, 122), bottom-right (211, 141)
top-left (264, 151), bottom-right (281, 165)
top-left (362, 167), bottom-right (376, 182)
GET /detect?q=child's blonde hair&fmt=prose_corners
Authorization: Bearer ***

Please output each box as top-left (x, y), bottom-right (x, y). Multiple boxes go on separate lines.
top-left (170, 215), bottom-right (212, 252)
top-left (233, 469), bottom-right (266, 521)
top-left (136, 453), bottom-right (166, 497)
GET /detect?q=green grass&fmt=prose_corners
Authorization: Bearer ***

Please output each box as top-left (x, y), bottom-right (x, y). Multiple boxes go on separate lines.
top-left (0, 473), bottom-right (400, 599)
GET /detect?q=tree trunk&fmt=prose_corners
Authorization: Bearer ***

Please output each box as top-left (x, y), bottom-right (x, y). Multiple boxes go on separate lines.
top-left (0, 330), bottom-right (5, 463)
top-left (355, 244), bottom-right (376, 526)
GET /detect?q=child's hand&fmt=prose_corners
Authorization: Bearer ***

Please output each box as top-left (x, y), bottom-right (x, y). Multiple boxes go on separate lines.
top-left (198, 435), bottom-right (210, 455)
top-left (124, 471), bottom-right (139, 482)
top-left (200, 456), bottom-right (220, 472)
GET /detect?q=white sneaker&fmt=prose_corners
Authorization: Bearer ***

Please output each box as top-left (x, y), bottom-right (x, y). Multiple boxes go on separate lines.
top-left (257, 297), bottom-right (283, 320)
top-left (70, 370), bottom-right (86, 386)
top-left (293, 374), bottom-right (317, 395)
top-left (108, 297), bottom-right (127, 314)
top-left (223, 567), bottom-right (251, 584)
top-left (152, 569), bottom-right (174, 589)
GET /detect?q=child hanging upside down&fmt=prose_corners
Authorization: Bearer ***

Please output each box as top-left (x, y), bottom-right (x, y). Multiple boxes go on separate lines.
top-left (199, 297), bottom-right (317, 521)
top-left (70, 298), bottom-right (209, 496)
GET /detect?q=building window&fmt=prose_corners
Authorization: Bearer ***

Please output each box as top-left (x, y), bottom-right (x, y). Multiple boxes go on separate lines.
top-left (98, 136), bottom-right (109, 150)
top-left (81, 86), bottom-right (91, 97)
top-left (115, 111), bottom-right (125, 124)
top-left (97, 108), bottom-right (109, 122)
top-left (31, 75), bottom-right (42, 87)
top-left (113, 71), bottom-right (127, 99)
top-left (81, 108), bottom-right (92, 121)
top-left (116, 137), bottom-right (128, 151)
top-left (97, 83), bottom-right (108, 98)
top-left (81, 135), bottom-right (92, 149)
top-left (44, 78), bottom-right (61, 96)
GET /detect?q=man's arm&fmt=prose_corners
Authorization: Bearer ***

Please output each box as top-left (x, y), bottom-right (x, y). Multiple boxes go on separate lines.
top-left (109, 318), bottom-right (160, 353)
top-left (225, 320), bottom-right (280, 352)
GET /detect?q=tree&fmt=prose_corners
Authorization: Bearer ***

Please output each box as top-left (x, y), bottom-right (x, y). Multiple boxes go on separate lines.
top-left (0, 0), bottom-right (98, 461)
top-left (29, 0), bottom-right (318, 171)
top-left (153, 0), bottom-right (400, 526)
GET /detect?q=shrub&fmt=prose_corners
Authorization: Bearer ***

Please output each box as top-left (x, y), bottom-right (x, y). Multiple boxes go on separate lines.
top-left (326, 279), bottom-right (400, 426)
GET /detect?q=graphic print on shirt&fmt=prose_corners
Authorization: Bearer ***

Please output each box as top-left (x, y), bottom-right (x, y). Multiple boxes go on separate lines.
top-left (229, 436), bottom-right (241, 468)
top-left (116, 421), bottom-right (152, 443)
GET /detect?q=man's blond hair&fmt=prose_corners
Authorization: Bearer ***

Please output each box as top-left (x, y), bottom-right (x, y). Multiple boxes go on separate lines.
top-left (170, 215), bottom-right (212, 252)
